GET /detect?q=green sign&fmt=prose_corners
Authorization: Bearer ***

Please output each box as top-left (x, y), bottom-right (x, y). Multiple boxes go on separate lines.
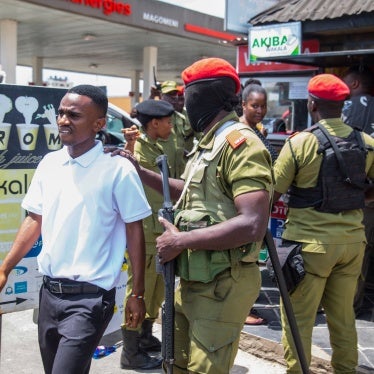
top-left (249, 22), bottom-right (301, 62)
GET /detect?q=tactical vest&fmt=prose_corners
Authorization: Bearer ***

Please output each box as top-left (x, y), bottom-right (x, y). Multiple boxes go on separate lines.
top-left (288, 124), bottom-right (368, 213)
top-left (175, 122), bottom-right (260, 283)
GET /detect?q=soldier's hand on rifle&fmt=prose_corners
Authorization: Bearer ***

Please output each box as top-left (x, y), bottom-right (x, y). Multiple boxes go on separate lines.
top-left (156, 217), bottom-right (184, 264)
top-left (125, 295), bottom-right (146, 328)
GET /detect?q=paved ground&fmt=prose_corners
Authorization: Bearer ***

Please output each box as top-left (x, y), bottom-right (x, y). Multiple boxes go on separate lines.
top-left (1, 265), bottom-right (373, 373)
top-left (241, 265), bottom-right (374, 373)
top-left (0, 309), bottom-right (286, 373)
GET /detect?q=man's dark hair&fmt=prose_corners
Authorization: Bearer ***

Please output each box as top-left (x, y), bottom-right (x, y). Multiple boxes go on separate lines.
top-left (68, 84), bottom-right (108, 116)
top-left (345, 65), bottom-right (374, 94)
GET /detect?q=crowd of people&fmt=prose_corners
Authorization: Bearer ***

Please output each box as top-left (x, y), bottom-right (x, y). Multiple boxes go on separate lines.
top-left (0, 58), bottom-right (373, 374)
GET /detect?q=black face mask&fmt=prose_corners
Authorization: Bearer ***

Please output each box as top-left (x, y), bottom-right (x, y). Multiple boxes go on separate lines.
top-left (184, 78), bottom-right (239, 133)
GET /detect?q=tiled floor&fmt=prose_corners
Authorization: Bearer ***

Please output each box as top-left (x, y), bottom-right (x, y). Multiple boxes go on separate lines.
top-left (242, 266), bottom-right (374, 371)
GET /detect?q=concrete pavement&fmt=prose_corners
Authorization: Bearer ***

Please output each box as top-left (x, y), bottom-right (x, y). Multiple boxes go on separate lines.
top-left (1, 264), bottom-right (373, 373)
top-left (0, 308), bottom-right (287, 373)
top-left (241, 265), bottom-right (374, 374)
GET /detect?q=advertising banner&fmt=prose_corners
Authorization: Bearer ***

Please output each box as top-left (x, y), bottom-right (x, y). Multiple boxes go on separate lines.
top-left (0, 85), bottom-right (127, 333)
top-left (0, 84), bottom-right (66, 314)
top-left (237, 39), bottom-right (319, 73)
top-left (249, 21), bottom-right (302, 62)
top-left (270, 199), bottom-right (288, 247)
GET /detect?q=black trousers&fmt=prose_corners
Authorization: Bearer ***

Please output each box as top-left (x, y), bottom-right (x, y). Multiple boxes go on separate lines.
top-left (38, 283), bottom-right (115, 374)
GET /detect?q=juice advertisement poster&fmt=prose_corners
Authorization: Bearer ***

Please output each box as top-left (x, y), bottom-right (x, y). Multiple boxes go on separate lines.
top-left (0, 84), bottom-right (66, 313)
top-left (0, 85), bottom-right (128, 333)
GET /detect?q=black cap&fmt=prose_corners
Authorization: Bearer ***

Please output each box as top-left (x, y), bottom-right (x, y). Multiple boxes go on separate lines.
top-left (136, 99), bottom-right (174, 126)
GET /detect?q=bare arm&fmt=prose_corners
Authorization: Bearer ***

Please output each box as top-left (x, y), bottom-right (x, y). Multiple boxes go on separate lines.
top-left (137, 163), bottom-right (184, 201)
top-left (156, 190), bottom-right (270, 264)
top-left (124, 219), bottom-right (146, 328)
top-left (107, 148), bottom-right (185, 200)
top-left (0, 212), bottom-right (42, 292)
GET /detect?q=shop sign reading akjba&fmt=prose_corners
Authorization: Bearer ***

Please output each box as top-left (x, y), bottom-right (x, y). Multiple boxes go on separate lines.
top-left (70, 0), bottom-right (131, 16)
top-left (249, 21), bottom-right (301, 62)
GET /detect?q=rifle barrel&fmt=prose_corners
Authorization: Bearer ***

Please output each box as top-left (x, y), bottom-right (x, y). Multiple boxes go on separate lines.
top-left (264, 229), bottom-right (309, 374)
top-left (156, 154), bottom-right (175, 374)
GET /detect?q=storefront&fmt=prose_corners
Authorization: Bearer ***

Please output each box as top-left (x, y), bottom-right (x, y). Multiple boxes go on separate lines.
top-left (237, 0), bottom-right (374, 310)
top-left (235, 0), bottom-right (373, 142)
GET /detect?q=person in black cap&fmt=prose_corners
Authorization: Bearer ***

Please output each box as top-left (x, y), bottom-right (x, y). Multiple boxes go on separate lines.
top-left (120, 99), bottom-right (174, 370)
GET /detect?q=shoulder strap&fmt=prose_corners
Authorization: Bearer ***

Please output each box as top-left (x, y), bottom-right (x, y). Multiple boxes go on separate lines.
top-left (315, 124), bottom-right (352, 183)
top-left (173, 120), bottom-right (238, 210)
top-left (203, 121), bottom-right (246, 161)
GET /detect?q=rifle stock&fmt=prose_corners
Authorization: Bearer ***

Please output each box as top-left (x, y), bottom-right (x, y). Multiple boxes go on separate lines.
top-left (156, 154), bottom-right (175, 374)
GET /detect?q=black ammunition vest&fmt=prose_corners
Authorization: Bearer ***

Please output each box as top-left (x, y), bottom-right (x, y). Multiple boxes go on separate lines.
top-left (288, 123), bottom-right (368, 213)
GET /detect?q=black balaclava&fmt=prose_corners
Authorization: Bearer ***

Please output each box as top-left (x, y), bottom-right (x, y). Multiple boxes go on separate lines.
top-left (184, 77), bottom-right (239, 133)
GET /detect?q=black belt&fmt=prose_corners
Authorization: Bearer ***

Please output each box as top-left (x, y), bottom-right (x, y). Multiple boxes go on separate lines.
top-left (43, 276), bottom-right (103, 294)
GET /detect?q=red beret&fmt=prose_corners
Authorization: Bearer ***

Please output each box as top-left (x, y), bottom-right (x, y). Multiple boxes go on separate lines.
top-left (308, 74), bottom-right (350, 101)
top-left (182, 57), bottom-right (241, 94)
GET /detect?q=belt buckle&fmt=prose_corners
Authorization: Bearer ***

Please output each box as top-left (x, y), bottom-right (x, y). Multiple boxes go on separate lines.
top-left (50, 280), bottom-right (63, 293)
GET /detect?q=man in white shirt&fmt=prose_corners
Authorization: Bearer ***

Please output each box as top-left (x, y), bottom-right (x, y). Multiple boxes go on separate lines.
top-left (0, 85), bottom-right (151, 374)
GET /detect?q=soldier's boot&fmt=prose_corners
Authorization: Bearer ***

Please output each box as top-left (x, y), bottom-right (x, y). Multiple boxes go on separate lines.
top-left (120, 328), bottom-right (162, 370)
top-left (139, 319), bottom-right (162, 352)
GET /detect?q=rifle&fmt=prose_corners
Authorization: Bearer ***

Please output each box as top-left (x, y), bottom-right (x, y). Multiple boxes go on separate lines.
top-left (264, 229), bottom-right (309, 374)
top-left (153, 66), bottom-right (162, 91)
top-left (156, 154), bottom-right (175, 374)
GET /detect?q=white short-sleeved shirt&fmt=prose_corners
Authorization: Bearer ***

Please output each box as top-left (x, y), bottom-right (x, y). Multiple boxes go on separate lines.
top-left (22, 141), bottom-right (151, 290)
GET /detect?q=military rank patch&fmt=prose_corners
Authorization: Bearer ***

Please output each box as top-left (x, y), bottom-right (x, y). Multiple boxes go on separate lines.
top-left (226, 129), bottom-right (246, 149)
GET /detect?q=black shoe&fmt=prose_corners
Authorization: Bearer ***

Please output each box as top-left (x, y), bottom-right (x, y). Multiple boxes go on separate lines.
top-left (121, 328), bottom-right (162, 370)
top-left (139, 319), bottom-right (162, 352)
top-left (120, 350), bottom-right (162, 370)
top-left (139, 334), bottom-right (162, 352)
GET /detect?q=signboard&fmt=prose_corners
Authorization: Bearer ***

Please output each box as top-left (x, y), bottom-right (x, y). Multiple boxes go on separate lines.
top-left (237, 39), bottom-right (319, 73)
top-left (0, 85), bottom-right (127, 333)
top-left (225, 0), bottom-right (278, 35)
top-left (270, 200), bottom-right (288, 246)
top-left (0, 84), bottom-right (66, 313)
top-left (249, 21), bottom-right (302, 62)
